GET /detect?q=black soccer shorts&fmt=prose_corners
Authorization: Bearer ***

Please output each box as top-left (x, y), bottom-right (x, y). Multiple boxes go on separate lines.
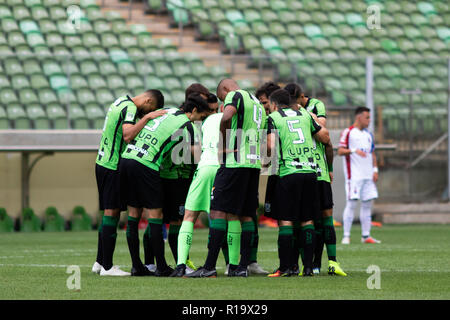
top-left (95, 163), bottom-right (126, 211)
top-left (317, 180), bottom-right (334, 211)
top-left (264, 174), bottom-right (279, 219)
top-left (119, 158), bottom-right (163, 209)
top-left (275, 172), bottom-right (320, 223)
top-left (162, 177), bottom-right (191, 223)
top-left (210, 166), bottom-right (260, 217)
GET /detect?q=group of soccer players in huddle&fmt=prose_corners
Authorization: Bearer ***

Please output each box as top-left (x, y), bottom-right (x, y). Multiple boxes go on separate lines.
top-left (92, 78), bottom-right (347, 278)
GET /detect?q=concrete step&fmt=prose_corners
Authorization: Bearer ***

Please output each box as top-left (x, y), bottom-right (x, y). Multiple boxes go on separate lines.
top-left (98, 0), bottom-right (271, 88)
top-left (374, 203), bottom-right (450, 224)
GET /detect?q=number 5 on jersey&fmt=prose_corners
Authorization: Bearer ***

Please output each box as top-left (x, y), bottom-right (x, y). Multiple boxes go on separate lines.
top-left (287, 119), bottom-right (305, 144)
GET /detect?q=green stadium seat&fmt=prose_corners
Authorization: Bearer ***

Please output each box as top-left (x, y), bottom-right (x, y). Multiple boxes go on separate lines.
top-left (145, 75), bottom-right (164, 90)
top-left (95, 89), bottom-right (115, 103)
top-left (11, 74), bottom-right (31, 90)
top-left (39, 19), bottom-right (57, 34)
top-left (2, 18), bottom-right (20, 33)
top-left (8, 31), bottom-right (27, 47)
top-left (0, 208), bottom-right (14, 232)
top-left (67, 104), bottom-right (89, 129)
top-left (39, 88), bottom-right (58, 104)
top-left (46, 32), bottom-right (64, 48)
top-left (242, 34), bottom-right (261, 51)
top-left (261, 36), bottom-right (281, 52)
top-left (0, 5), bottom-right (13, 19)
top-left (30, 74), bottom-right (50, 89)
top-left (0, 75), bottom-right (10, 89)
top-left (109, 48), bottom-right (130, 63)
top-left (43, 206), bottom-right (65, 231)
top-left (41, 59), bottom-right (63, 77)
top-left (117, 61), bottom-right (137, 75)
top-left (7, 104), bottom-right (31, 129)
top-left (1, 88), bottom-right (19, 104)
top-left (21, 208), bottom-right (41, 232)
top-left (135, 60), bottom-right (154, 76)
top-left (304, 24), bottom-right (323, 39)
top-left (27, 33), bottom-right (46, 48)
top-left (46, 103), bottom-right (69, 129)
top-left (49, 6), bottom-right (66, 20)
top-left (85, 103), bottom-right (105, 128)
top-left (27, 104), bottom-right (50, 129)
top-left (163, 76), bottom-right (182, 90)
top-left (13, 6), bottom-right (32, 20)
top-left (80, 60), bottom-right (99, 75)
top-left (286, 23), bottom-right (303, 37)
top-left (57, 89), bottom-right (77, 105)
top-left (69, 74), bottom-right (88, 90)
top-left (31, 5), bottom-right (50, 21)
top-left (71, 206), bottom-right (92, 231)
top-left (106, 75), bottom-right (126, 91)
top-left (250, 21), bottom-right (270, 37)
top-left (330, 90), bottom-right (347, 106)
top-left (310, 11), bottom-right (328, 26)
top-left (0, 106), bottom-right (9, 129)
top-left (154, 61), bottom-right (173, 77)
top-left (19, 88), bottom-right (40, 104)
top-left (404, 25), bottom-right (422, 39)
top-left (126, 76), bottom-right (145, 93)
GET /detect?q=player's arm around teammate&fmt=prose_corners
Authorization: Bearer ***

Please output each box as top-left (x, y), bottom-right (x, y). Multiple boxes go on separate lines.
top-left (93, 90), bottom-right (165, 277)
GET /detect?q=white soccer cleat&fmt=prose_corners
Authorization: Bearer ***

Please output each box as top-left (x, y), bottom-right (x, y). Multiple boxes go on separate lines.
top-left (145, 264), bottom-right (156, 273)
top-left (247, 262), bottom-right (269, 275)
top-left (92, 261), bottom-right (102, 274)
top-left (224, 264), bottom-right (230, 276)
top-left (341, 236), bottom-right (351, 244)
top-left (361, 236), bottom-right (381, 244)
top-left (100, 265), bottom-right (131, 276)
top-left (185, 266), bottom-right (195, 275)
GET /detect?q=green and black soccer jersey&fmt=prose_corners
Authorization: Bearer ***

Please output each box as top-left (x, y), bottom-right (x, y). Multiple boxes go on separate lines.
top-left (223, 89), bottom-right (266, 169)
top-left (268, 107), bottom-right (321, 177)
top-left (121, 107), bottom-right (195, 172)
top-left (305, 98), bottom-right (326, 118)
top-left (305, 97), bottom-right (330, 183)
top-left (96, 95), bottom-right (138, 170)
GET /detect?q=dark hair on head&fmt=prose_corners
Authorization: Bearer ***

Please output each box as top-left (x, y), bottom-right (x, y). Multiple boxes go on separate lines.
top-left (181, 92), bottom-right (210, 113)
top-left (207, 93), bottom-right (218, 104)
top-left (185, 83), bottom-right (210, 101)
top-left (255, 81), bottom-right (281, 99)
top-left (269, 89), bottom-right (291, 107)
top-left (355, 106), bottom-right (370, 115)
top-left (284, 83), bottom-right (303, 105)
top-left (145, 89), bottom-right (164, 109)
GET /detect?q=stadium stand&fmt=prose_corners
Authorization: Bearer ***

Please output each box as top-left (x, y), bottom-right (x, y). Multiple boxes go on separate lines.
top-left (0, 0), bottom-right (448, 138)
top-left (150, 0), bottom-right (449, 138)
top-left (0, 0), bottom-right (230, 129)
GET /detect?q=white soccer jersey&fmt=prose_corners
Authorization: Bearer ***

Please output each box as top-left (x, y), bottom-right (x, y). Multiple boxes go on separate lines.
top-left (339, 125), bottom-right (375, 181)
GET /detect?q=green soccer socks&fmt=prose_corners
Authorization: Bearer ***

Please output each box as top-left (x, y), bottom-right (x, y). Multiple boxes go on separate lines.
top-left (177, 221), bottom-right (194, 266)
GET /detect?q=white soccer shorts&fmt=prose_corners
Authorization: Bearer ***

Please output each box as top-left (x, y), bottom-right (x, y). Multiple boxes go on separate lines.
top-left (345, 179), bottom-right (378, 201)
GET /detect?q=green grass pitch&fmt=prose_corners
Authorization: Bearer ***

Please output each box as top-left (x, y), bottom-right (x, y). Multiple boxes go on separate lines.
top-left (0, 224), bottom-right (449, 300)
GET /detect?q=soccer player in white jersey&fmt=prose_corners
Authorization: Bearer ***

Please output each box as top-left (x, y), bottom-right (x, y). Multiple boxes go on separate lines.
top-left (338, 106), bottom-right (381, 244)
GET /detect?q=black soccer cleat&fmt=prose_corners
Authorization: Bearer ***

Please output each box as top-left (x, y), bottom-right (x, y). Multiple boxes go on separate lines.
top-left (169, 264), bottom-right (186, 277)
top-left (155, 266), bottom-right (174, 277)
top-left (302, 267), bottom-right (314, 277)
top-left (131, 266), bottom-right (154, 276)
top-left (228, 265), bottom-right (248, 277)
top-left (183, 266), bottom-right (217, 278)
